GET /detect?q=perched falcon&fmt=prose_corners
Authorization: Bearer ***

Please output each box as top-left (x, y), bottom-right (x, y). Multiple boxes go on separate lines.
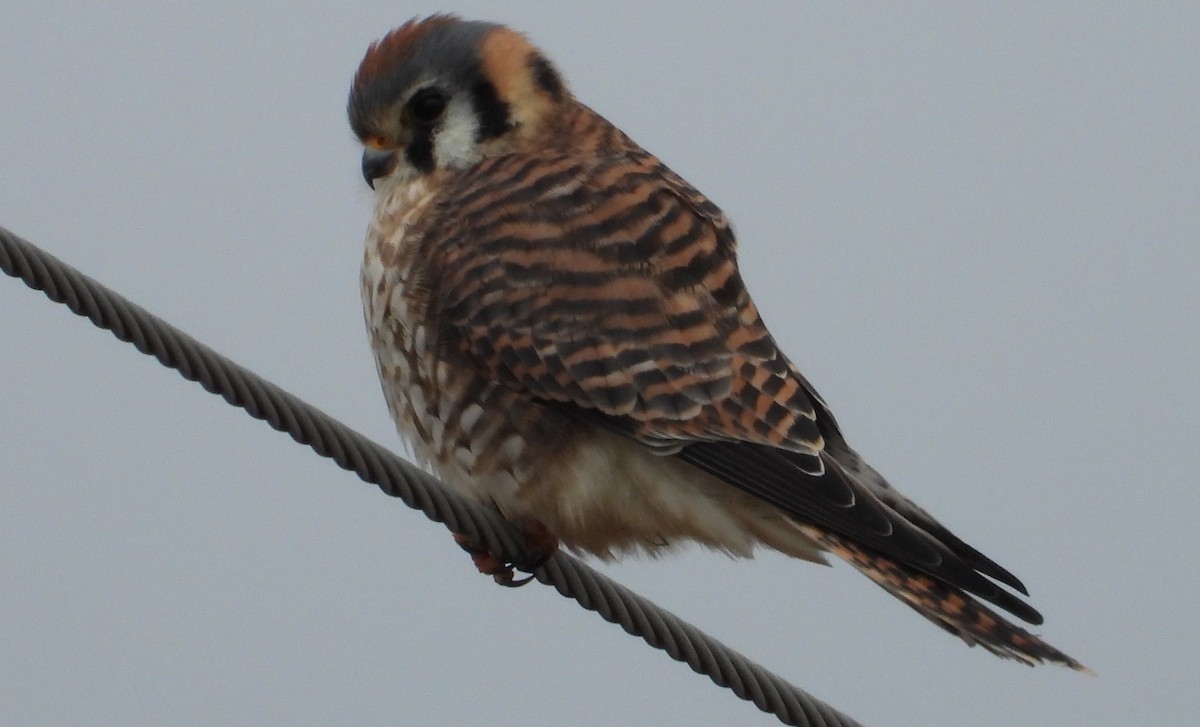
top-left (349, 15), bottom-right (1087, 671)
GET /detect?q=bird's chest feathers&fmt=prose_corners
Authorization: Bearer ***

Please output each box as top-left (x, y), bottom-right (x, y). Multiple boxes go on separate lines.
top-left (361, 179), bottom-right (447, 451)
top-left (362, 177), bottom-right (436, 312)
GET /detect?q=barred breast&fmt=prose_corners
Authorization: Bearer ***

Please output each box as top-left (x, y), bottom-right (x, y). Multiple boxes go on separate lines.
top-left (363, 175), bottom-right (528, 512)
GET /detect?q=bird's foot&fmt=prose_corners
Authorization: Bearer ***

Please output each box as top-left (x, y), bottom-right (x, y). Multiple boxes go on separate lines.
top-left (452, 524), bottom-right (558, 587)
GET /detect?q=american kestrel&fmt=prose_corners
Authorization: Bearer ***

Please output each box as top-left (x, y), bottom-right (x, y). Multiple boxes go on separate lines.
top-left (350, 15), bottom-right (1087, 671)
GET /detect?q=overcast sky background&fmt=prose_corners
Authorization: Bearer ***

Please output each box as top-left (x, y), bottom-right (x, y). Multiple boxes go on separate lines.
top-left (3, 3), bottom-right (1197, 726)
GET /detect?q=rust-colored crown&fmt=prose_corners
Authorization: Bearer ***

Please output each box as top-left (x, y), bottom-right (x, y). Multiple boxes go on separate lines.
top-left (353, 14), bottom-right (462, 94)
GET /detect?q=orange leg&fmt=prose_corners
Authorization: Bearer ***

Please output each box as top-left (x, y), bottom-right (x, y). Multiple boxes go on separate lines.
top-left (452, 525), bottom-right (558, 587)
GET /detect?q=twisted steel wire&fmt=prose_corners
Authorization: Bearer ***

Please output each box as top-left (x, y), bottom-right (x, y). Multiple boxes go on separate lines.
top-left (1, 225), bottom-right (867, 727)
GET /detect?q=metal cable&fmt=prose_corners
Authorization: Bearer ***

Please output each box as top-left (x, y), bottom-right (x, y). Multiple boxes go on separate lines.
top-left (1, 225), bottom-right (867, 727)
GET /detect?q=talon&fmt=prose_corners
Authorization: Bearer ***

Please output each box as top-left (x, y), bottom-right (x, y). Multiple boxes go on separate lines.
top-left (450, 526), bottom-right (557, 587)
top-left (493, 570), bottom-right (536, 587)
top-left (452, 531), bottom-right (522, 585)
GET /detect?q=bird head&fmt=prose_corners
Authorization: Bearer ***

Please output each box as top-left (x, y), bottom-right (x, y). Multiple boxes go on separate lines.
top-left (349, 15), bottom-right (568, 190)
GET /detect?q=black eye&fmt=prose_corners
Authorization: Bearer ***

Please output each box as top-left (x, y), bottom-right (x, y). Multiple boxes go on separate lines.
top-left (408, 88), bottom-right (447, 125)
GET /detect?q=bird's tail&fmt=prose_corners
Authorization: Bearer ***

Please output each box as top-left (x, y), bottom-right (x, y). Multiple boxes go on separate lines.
top-left (800, 525), bottom-right (1093, 673)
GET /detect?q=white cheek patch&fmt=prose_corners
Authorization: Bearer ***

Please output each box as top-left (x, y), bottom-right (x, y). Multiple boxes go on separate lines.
top-left (433, 98), bottom-right (483, 169)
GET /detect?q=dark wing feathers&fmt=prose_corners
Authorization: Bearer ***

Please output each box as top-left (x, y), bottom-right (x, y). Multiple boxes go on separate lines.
top-left (818, 419), bottom-right (1030, 596)
top-left (679, 442), bottom-right (1044, 625)
top-left (425, 136), bottom-right (1040, 624)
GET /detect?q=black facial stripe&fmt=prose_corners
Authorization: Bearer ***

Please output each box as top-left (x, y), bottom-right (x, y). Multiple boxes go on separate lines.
top-left (406, 125), bottom-right (435, 173)
top-left (470, 77), bottom-right (511, 140)
top-left (529, 53), bottom-right (564, 101)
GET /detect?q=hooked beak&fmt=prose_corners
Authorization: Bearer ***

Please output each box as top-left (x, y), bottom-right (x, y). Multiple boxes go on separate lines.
top-left (361, 147), bottom-right (398, 189)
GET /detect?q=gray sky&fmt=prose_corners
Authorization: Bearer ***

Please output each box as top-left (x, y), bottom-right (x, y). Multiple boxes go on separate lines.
top-left (3, 3), bottom-right (1197, 725)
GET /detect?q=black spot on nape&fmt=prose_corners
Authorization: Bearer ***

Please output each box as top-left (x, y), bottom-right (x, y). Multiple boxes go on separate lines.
top-left (406, 126), bottom-right (435, 174)
top-left (529, 53), bottom-right (564, 100)
top-left (471, 78), bottom-right (511, 140)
